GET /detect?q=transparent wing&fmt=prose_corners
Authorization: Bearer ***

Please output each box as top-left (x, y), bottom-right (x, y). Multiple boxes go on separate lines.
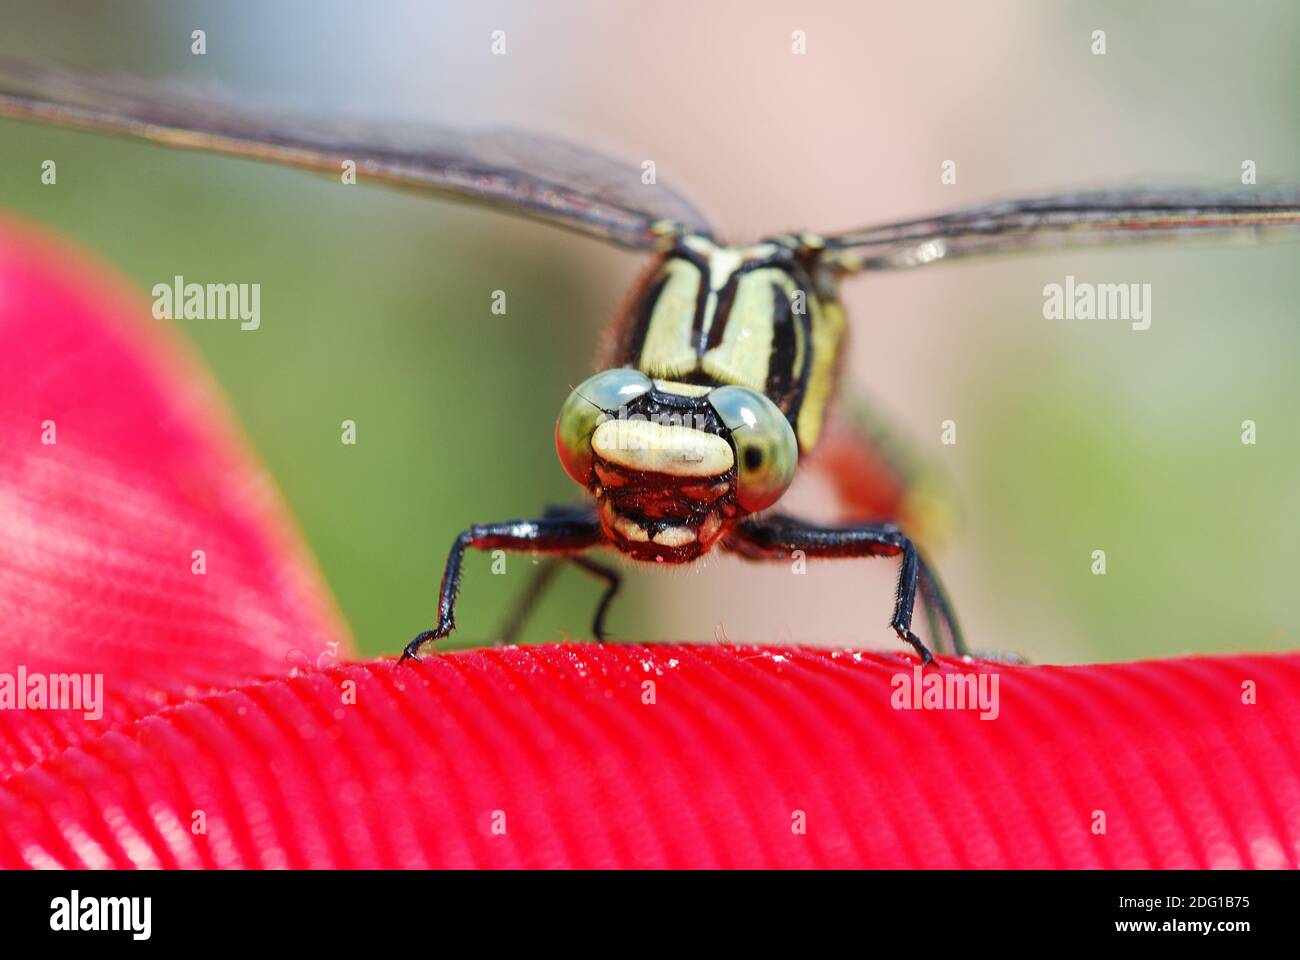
top-left (824, 189), bottom-right (1300, 270)
top-left (0, 61), bottom-right (711, 250)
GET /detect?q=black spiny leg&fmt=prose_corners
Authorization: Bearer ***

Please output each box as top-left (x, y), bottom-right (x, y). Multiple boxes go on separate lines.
top-left (723, 514), bottom-right (967, 664)
top-left (401, 510), bottom-right (606, 662)
top-left (494, 554), bottom-right (623, 645)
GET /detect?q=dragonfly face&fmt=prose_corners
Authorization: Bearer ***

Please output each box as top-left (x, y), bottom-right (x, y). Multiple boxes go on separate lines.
top-left (3, 62), bottom-right (1297, 662)
top-left (555, 368), bottom-right (797, 563)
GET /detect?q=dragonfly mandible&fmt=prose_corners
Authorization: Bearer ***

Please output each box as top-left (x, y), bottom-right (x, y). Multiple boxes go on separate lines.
top-left (3, 63), bottom-right (1298, 664)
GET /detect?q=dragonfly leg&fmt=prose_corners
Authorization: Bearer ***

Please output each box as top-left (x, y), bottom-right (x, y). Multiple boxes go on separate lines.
top-left (401, 512), bottom-right (605, 662)
top-left (723, 513), bottom-right (967, 662)
top-left (570, 556), bottom-right (622, 642)
top-left (494, 554), bottom-right (623, 645)
top-left (494, 557), bottom-right (563, 646)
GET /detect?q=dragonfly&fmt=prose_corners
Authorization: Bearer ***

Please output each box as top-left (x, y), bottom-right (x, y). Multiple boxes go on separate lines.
top-left (3, 63), bottom-right (1299, 664)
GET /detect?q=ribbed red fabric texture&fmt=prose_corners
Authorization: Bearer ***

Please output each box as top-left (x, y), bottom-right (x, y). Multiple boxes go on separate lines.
top-left (0, 647), bottom-right (1295, 868)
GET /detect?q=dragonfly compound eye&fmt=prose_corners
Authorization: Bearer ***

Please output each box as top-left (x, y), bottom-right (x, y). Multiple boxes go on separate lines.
top-left (708, 385), bottom-right (798, 513)
top-left (555, 368), bottom-right (654, 485)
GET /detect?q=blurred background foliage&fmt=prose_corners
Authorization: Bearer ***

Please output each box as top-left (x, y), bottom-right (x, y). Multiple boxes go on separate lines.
top-left (0, 0), bottom-right (1297, 662)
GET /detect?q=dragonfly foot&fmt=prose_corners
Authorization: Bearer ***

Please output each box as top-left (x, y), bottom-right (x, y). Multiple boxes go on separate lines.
top-left (399, 630), bottom-right (441, 664)
top-left (894, 625), bottom-right (935, 666)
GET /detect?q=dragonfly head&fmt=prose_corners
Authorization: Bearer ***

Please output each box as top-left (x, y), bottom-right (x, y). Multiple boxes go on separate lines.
top-left (556, 369), bottom-right (798, 562)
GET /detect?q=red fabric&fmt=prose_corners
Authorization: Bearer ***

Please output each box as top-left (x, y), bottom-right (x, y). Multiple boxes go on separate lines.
top-left (1, 215), bottom-right (1296, 869)
top-left (1, 648), bottom-right (1296, 868)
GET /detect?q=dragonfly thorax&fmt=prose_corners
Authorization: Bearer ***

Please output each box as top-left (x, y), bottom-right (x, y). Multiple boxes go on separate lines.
top-left (607, 233), bottom-right (847, 454)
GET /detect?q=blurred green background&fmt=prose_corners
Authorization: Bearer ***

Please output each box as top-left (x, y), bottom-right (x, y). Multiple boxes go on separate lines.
top-left (0, 0), bottom-right (1296, 662)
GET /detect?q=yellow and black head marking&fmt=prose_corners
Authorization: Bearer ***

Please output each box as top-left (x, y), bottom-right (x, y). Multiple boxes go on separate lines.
top-left (10, 63), bottom-right (1293, 663)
